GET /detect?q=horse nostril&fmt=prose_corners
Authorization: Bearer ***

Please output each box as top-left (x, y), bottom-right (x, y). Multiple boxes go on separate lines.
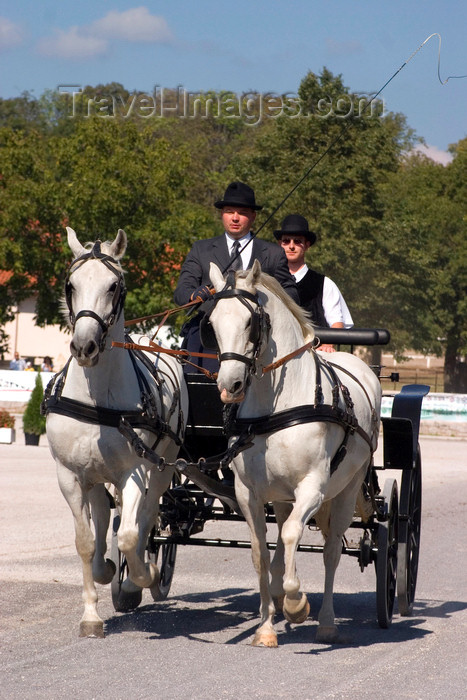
top-left (84, 340), bottom-right (98, 357)
top-left (231, 381), bottom-right (243, 395)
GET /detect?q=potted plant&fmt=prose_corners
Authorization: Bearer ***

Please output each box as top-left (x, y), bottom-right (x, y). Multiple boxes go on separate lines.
top-left (23, 372), bottom-right (46, 445)
top-left (0, 409), bottom-right (16, 444)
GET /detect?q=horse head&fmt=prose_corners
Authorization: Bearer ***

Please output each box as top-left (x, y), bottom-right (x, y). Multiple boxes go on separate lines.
top-left (208, 260), bottom-right (270, 403)
top-left (65, 227), bottom-right (127, 367)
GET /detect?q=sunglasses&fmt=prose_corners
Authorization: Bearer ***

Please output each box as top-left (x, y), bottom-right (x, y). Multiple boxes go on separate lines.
top-left (280, 237), bottom-right (306, 246)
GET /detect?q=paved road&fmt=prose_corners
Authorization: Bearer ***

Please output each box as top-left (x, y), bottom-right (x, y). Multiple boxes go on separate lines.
top-left (1, 436), bottom-right (466, 700)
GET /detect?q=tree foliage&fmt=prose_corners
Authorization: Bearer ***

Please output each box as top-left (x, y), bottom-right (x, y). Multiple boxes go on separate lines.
top-left (22, 372), bottom-right (46, 436)
top-left (0, 71), bottom-right (466, 389)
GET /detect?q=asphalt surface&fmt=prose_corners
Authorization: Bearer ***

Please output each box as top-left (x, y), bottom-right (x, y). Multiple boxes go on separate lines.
top-left (0, 434), bottom-right (466, 700)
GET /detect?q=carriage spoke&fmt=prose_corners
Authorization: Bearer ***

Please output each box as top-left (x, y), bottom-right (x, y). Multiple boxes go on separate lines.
top-left (376, 478), bottom-right (399, 629)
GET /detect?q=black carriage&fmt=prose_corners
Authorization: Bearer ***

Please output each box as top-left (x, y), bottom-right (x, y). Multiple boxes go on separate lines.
top-left (111, 327), bottom-right (428, 630)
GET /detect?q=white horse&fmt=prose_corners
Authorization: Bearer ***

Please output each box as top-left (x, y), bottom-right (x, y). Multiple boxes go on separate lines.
top-left (207, 261), bottom-right (382, 647)
top-left (45, 227), bottom-right (188, 637)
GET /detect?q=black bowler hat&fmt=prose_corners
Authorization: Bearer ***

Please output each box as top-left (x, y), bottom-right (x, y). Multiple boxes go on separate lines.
top-left (214, 181), bottom-right (263, 211)
top-left (273, 214), bottom-right (317, 245)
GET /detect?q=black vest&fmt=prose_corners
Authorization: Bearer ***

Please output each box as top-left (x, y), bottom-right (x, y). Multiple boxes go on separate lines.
top-left (296, 269), bottom-right (327, 327)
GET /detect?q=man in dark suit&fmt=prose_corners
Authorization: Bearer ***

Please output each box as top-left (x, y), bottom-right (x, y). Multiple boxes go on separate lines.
top-left (174, 181), bottom-right (298, 370)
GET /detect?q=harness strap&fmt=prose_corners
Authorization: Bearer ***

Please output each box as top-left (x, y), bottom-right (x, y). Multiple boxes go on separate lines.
top-left (229, 403), bottom-right (373, 474)
top-left (112, 339), bottom-right (218, 361)
top-left (41, 354), bottom-right (184, 467)
top-left (218, 351), bottom-right (253, 367)
top-left (261, 340), bottom-right (315, 375)
top-left (73, 309), bottom-right (108, 334)
top-left (326, 358), bottom-right (375, 409)
top-left (112, 339), bottom-right (219, 379)
top-left (230, 404), bottom-right (367, 441)
top-left (44, 394), bottom-right (182, 441)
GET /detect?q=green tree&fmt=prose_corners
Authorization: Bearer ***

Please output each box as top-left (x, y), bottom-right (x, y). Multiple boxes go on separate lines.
top-left (380, 145), bottom-right (467, 392)
top-left (0, 91), bottom-right (49, 132)
top-left (23, 372), bottom-right (46, 436)
top-left (236, 69), bottom-right (416, 331)
top-left (2, 74), bottom-right (465, 391)
top-left (0, 116), bottom-right (217, 331)
top-left (436, 141), bottom-right (467, 391)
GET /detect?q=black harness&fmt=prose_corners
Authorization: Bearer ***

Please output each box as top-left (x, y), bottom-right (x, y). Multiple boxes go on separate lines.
top-left (227, 353), bottom-right (377, 474)
top-left (42, 245), bottom-right (184, 468)
top-left (200, 271), bottom-right (271, 376)
top-left (65, 240), bottom-right (127, 351)
top-left (204, 277), bottom-right (377, 474)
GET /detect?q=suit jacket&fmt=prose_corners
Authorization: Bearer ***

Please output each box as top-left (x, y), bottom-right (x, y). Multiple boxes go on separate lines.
top-left (174, 234), bottom-right (299, 305)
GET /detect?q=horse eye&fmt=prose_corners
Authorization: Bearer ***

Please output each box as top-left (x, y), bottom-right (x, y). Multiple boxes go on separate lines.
top-left (109, 282), bottom-right (118, 294)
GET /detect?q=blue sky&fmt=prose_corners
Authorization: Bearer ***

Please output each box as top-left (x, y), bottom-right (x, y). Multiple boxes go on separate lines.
top-left (1, 1), bottom-right (466, 162)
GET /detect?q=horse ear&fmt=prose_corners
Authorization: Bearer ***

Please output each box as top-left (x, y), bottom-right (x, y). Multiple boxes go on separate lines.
top-left (109, 229), bottom-right (127, 260)
top-left (245, 259), bottom-right (262, 289)
top-left (209, 262), bottom-right (225, 292)
top-left (67, 227), bottom-right (86, 258)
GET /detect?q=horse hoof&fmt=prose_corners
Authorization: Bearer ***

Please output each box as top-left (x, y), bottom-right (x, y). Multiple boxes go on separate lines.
top-left (106, 558), bottom-right (117, 578)
top-left (93, 558), bottom-right (116, 585)
top-left (273, 595), bottom-right (284, 613)
top-left (283, 594), bottom-right (310, 624)
top-left (252, 631), bottom-right (278, 648)
top-left (122, 578), bottom-right (143, 594)
top-left (79, 621), bottom-right (105, 638)
top-left (315, 625), bottom-right (339, 644)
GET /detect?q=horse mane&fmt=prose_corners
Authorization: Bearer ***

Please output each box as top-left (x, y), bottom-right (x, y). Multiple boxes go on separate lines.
top-left (237, 269), bottom-right (315, 341)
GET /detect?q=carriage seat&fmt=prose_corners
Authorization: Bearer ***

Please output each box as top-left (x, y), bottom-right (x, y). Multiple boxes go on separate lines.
top-left (381, 384), bottom-right (430, 469)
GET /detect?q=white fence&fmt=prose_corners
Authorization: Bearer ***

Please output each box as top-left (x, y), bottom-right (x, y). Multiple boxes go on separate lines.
top-left (382, 393), bottom-right (467, 422)
top-left (0, 370), bottom-right (54, 404)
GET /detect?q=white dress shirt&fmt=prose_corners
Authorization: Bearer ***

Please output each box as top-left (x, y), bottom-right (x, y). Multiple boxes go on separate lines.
top-left (225, 232), bottom-right (252, 269)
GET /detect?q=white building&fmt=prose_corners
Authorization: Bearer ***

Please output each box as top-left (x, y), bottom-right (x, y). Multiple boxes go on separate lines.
top-left (3, 296), bottom-right (71, 371)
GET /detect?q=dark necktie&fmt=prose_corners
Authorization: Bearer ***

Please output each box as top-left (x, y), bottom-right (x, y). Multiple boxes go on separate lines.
top-left (229, 241), bottom-right (242, 271)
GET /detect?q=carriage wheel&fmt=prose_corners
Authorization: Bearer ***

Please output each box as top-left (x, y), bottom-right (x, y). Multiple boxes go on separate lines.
top-left (147, 531), bottom-right (177, 601)
top-left (376, 478), bottom-right (399, 629)
top-left (110, 513), bottom-right (143, 612)
top-left (397, 446), bottom-right (422, 616)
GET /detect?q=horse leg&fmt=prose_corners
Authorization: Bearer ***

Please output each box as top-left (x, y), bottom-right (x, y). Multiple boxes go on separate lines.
top-left (315, 464), bottom-right (367, 644)
top-left (133, 463), bottom-right (174, 591)
top-left (270, 501), bottom-right (293, 613)
top-left (281, 478), bottom-right (326, 625)
top-left (118, 466), bottom-right (157, 589)
top-left (88, 484), bottom-right (116, 585)
top-left (56, 463), bottom-right (104, 638)
top-left (235, 482), bottom-right (277, 647)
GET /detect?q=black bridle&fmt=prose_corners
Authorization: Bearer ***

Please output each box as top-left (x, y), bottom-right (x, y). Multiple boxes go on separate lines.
top-left (200, 272), bottom-right (270, 375)
top-left (65, 241), bottom-right (127, 351)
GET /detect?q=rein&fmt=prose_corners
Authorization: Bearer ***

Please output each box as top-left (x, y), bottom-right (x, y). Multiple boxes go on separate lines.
top-left (110, 283), bottom-right (377, 474)
top-left (118, 277), bottom-right (310, 375)
top-left (201, 282), bottom-right (378, 471)
top-left (112, 339), bottom-right (219, 380)
top-left (261, 339), bottom-right (316, 374)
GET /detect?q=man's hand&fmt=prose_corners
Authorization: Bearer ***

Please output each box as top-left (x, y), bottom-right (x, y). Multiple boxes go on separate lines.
top-left (190, 285), bottom-right (213, 302)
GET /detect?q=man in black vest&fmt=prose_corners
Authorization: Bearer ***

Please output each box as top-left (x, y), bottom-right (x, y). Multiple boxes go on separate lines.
top-left (274, 214), bottom-right (353, 352)
top-left (174, 182), bottom-right (298, 369)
